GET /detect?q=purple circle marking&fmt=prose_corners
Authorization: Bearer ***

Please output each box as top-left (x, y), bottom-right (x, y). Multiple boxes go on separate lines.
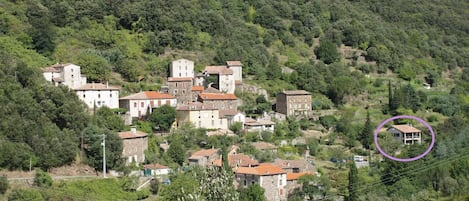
top-left (374, 115), bottom-right (435, 162)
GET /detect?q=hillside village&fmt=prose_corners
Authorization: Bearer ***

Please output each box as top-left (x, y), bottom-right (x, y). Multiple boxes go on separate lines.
top-left (41, 59), bottom-right (321, 201)
top-left (1, 0), bottom-right (468, 200)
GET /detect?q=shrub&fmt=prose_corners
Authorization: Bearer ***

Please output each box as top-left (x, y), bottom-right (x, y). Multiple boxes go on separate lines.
top-left (34, 169), bottom-right (52, 188)
top-left (8, 189), bottom-right (44, 201)
top-left (149, 179), bottom-right (160, 195)
top-left (0, 174), bottom-right (8, 194)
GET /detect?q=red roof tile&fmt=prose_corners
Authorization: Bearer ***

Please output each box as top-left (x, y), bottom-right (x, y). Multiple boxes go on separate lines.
top-left (118, 130), bottom-right (148, 139)
top-left (192, 86), bottom-right (204, 91)
top-left (226, 61), bottom-right (243, 66)
top-left (167, 77), bottom-right (193, 82)
top-left (234, 163), bottom-right (286, 176)
top-left (74, 83), bottom-right (120, 90)
top-left (190, 148), bottom-right (219, 158)
top-left (204, 66), bottom-right (233, 75)
top-left (287, 172), bottom-right (313, 181)
top-left (389, 125), bottom-right (421, 133)
top-left (120, 91), bottom-right (175, 100)
top-left (199, 93), bottom-right (237, 100)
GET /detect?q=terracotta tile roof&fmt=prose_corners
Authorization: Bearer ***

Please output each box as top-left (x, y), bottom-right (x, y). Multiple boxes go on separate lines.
top-left (204, 66), bottom-right (233, 75)
top-left (118, 130), bottom-right (148, 139)
top-left (286, 172), bottom-right (313, 181)
top-left (226, 61), bottom-right (243, 66)
top-left (176, 102), bottom-right (215, 111)
top-left (74, 83), bottom-right (120, 90)
top-left (212, 153), bottom-right (259, 168)
top-left (144, 163), bottom-right (169, 170)
top-left (42, 63), bottom-right (75, 72)
top-left (203, 87), bottom-right (221, 93)
top-left (43, 66), bottom-right (61, 73)
top-left (167, 77), bottom-right (193, 82)
top-left (189, 148), bottom-right (219, 159)
top-left (389, 125), bottom-right (421, 133)
top-left (244, 119), bottom-right (275, 126)
top-left (192, 86), bottom-right (204, 91)
top-left (199, 93), bottom-right (237, 100)
top-left (280, 90), bottom-right (312, 95)
top-left (120, 91), bottom-right (175, 100)
top-left (274, 159), bottom-right (314, 171)
top-left (234, 163), bottom-right (286, 176)
top-left (251, 142), bottom-right (277, 150)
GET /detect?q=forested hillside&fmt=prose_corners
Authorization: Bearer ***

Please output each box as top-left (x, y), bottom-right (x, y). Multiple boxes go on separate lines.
top-left (1, 0), bottom-right (469, 200)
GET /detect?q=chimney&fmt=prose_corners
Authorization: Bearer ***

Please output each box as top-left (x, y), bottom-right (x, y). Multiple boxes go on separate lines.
top-left (130, 127), bottom-right (137, 134)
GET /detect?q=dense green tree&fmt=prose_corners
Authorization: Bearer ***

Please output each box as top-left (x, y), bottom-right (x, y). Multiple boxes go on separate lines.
top-left (34, 169), bottom-right (53, 188)
top-left (238, 184), bottom-right (267, 201)
top-left (149, 179), bottom-right (160, 195)
top-left (26, 2), bottom-right (56, 56)
top-left (167, 138), bottom-right (185, 166)
top-left (359, 110), bottom-right (373, 149)
top-left (315, 40), bottom-right (340, 64)
top-left (84, 125), bottom-right (124, 171)
top-left (77, 52), bottom-right (112, 82)
top-left (148, 105), bottom-right (176, 132)
top-left (328, 76), bottom-right (358, 105)
top-left (95, 107), bottom-right (126, 131)
top-left (347, 162), bottom-right (359, 201)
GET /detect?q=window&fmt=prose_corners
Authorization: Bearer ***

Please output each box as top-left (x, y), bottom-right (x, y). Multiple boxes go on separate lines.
top-left (244, 180), bottom-right (247, 186)
top-left (98, 93), bottom-right (101, 98)
top-left (176, 83), bottom-right (178, 87)
top-left (110, 93), bottom-right (112, 97)
top-left (83, 94), bottom-right (86, 98)
top-left (198, 121), bottom-right (202, 127)
top-left (211, 120), bottom-right (214, 126)
top-left (182, 90), bottom-right (185, 94)
top-left (174, 89), bottom-right (178, 94)
top-left (141, 102), bottom-right (144, 107)
top-left (134, 102), bottom-right (137, 108)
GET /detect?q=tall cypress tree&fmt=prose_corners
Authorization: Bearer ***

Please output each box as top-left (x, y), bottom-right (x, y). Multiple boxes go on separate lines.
top-left (347, 161), bottom-right (359, 201)
top-left (360, 110), bottom-right (373, 149)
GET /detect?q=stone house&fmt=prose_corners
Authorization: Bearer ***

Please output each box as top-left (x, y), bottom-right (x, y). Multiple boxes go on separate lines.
top-left (234, 163), bottom-right (287, 201)
top-left (118, 127), bottom-right (148, 165)
top-left (74, 82), bottom-right (120, 109)
top-left (276, 90), bottom-right (312, 117)
top-left (286, 172), bottom-right (314, 195)
top-left (274, 159), bottom-right (314, 173)
top-left (42, 63), bottom-right (87, 89)
top-left (211, 153), bottom-right (259, 168)
top-left (119, 91), bottom-right (177, 119)
top-left (387, 125), bottom-right (422, 145)
top-left (226, 61), bottom-right (243, 85)
top-left (198, 93), bottom-right (238, 110)
top-left (170, 58), bottom-right (194, 78)
top-left (143, 163), bottom-right (171, 176)
top-left (167, 77), bottom-right (193, 105)
top-left (219, 110), bottom-right (245, 129)
top-left (188, 148), bottom-right (219, 166)
top-left (176, 102), bottom-right (228, 129)
top-left (244, 118), bottom-right (275, 133)
top-left (203, 66), bottom-right (235, 93)
top-left (191, 86), bottom-right (204, 102)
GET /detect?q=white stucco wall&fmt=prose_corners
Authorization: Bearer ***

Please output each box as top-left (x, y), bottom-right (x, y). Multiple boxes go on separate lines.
top-left (75, 89), bottom-right (119, 109)
top-left (170, 59), bottom-right (194, 78)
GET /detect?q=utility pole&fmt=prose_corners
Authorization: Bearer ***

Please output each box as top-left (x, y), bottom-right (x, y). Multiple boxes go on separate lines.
top-left (101, 134), bottom-right (107, 178)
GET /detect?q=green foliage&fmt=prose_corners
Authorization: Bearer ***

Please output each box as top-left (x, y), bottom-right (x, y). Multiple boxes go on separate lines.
top-left (34, 169), bottom-right (53, 188)
top-left (347, 162), bottom-right (359, 201)
top-left (167, 138), bottom-right (185, 166)
top-left (84, 125), bottom-right (124, 171)
top-left (319, 115), bottom-right (337, 129)
top-left (359, 110), bottom-right (373, 149)
top-left (238, 184), bottom-right (267, 201)
top-left (95, 107), bottom-right (126, 131)
top-left (77, 52), bottom-right (112, 82)
top-left (149, 105), bottom-right (176, 132)
top-left (229, 122), bottom-right (243, 134)
top-left (149, 179), bottom-right (160, 195)
top-left (315, 40), bottom-right (340, 64)
top-left (0, 175), bottom-right (8, 195)
top-left (8, 189), bottom-right (44, 201)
